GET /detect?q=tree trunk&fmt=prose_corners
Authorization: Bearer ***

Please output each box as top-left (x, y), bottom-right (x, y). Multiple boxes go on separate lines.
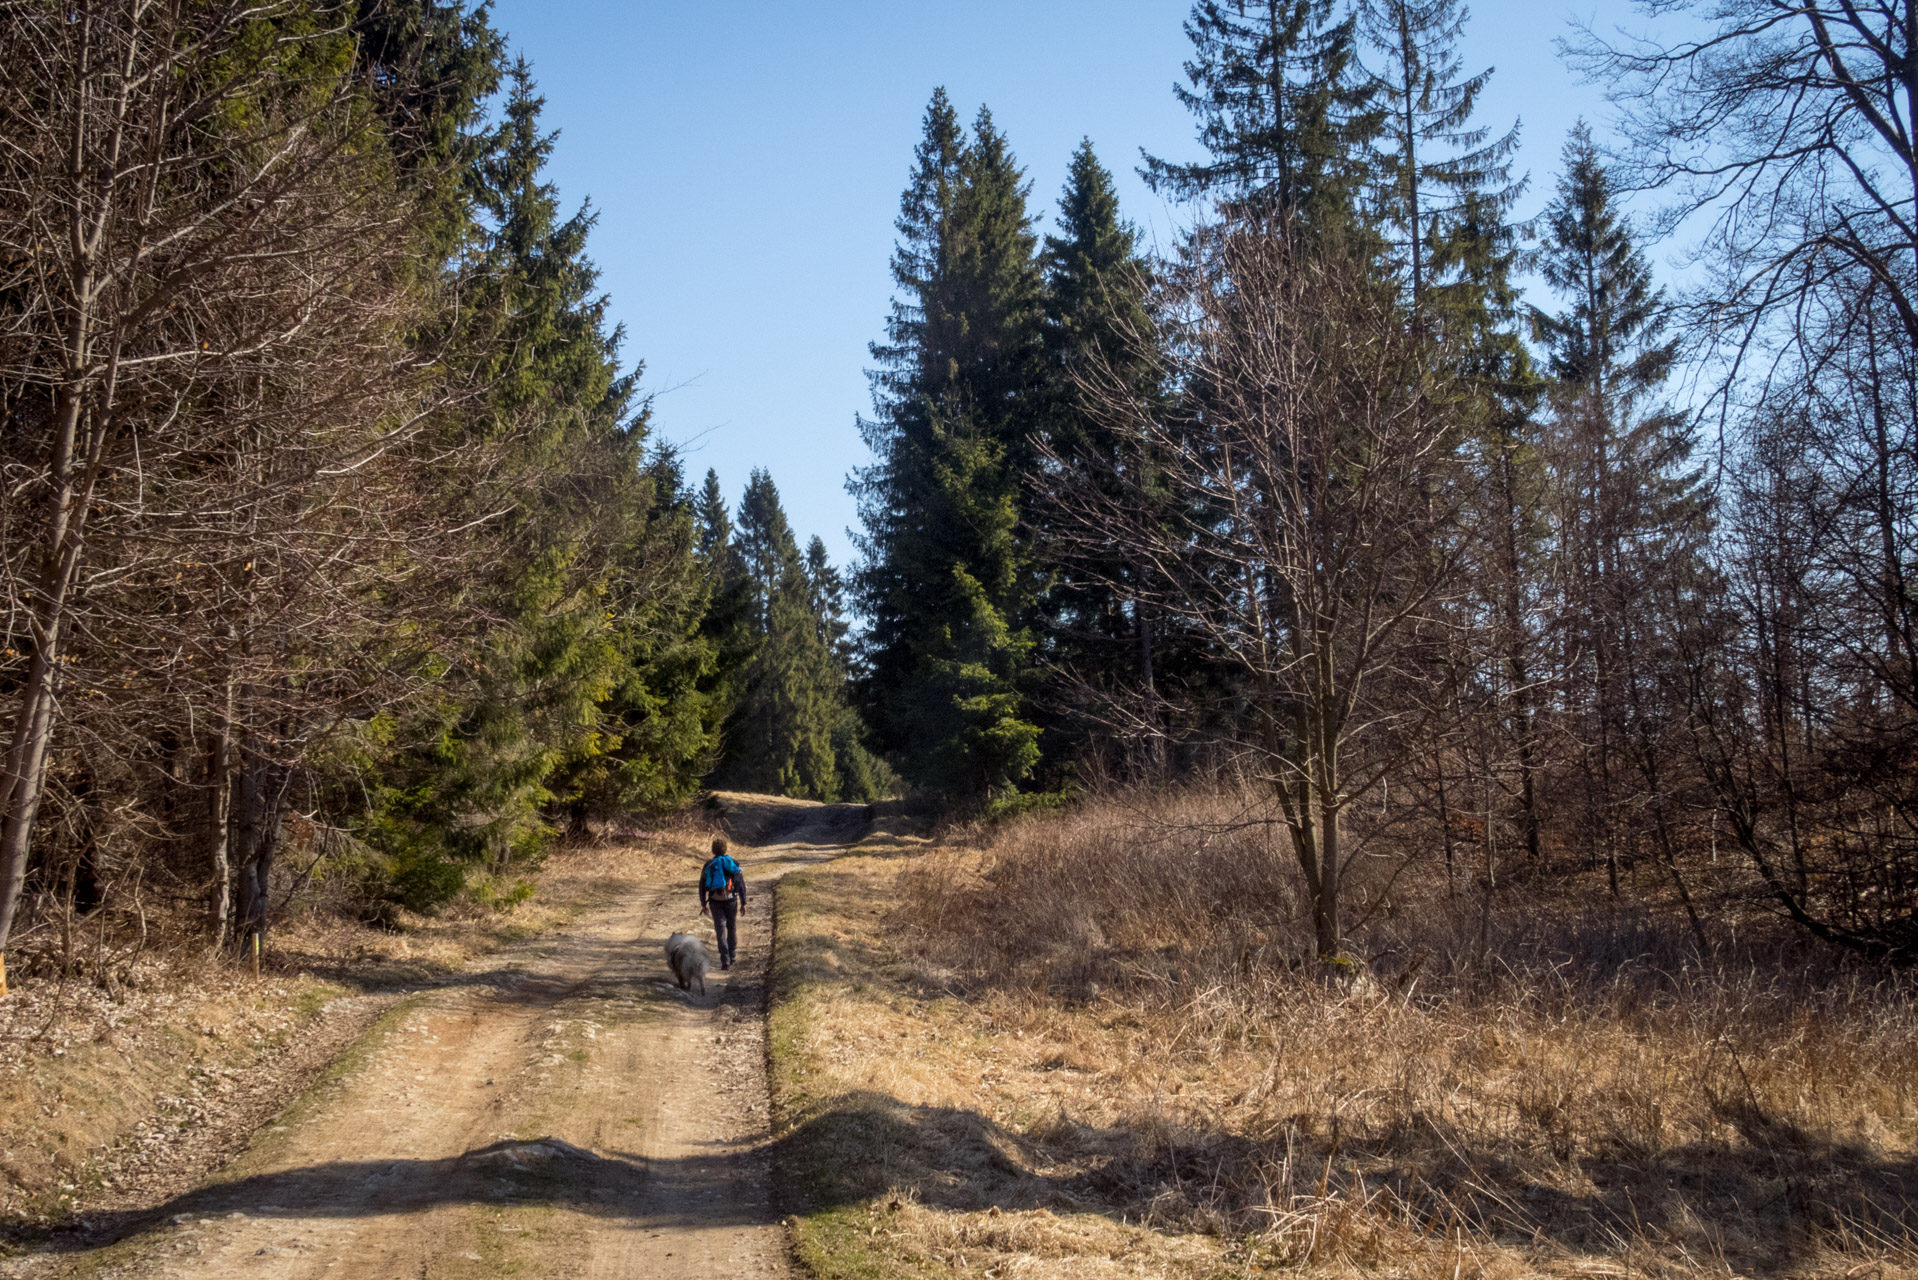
top-left (1315, 797), bottom-right (1342, 959)
top-left (234, 752), bottom-right (280, 949)
top-left (0, 658), bottom-right (61, 950)
top-left (0, 388), bottom-right (94, 950)
top-left (207, 685), bottom-right (236, 949)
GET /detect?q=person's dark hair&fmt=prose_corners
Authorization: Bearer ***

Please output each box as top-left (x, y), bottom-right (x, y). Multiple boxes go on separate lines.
top-left (712, 836), bottom-right (728, 856)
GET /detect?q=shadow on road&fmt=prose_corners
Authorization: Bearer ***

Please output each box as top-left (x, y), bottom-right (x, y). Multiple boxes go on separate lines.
top-left (28, 1133), bottom-right (788, 1255)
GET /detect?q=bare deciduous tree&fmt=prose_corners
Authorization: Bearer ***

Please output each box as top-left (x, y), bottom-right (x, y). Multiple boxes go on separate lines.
top-left (1046, 220), bottom-right (1472, 959)
top-left (1569, 0), bottom-right (1918, 357)
top-left (0, 0), bottom-right (441, 954)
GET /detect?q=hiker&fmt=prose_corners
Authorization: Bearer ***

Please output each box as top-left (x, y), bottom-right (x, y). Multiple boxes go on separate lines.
top-left (699, 837), bottom-right (746, 970)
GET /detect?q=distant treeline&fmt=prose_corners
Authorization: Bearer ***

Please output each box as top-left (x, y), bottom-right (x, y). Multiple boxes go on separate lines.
top-left (853, 0), bottom-right (1918, 961)
top-left (0, 0), bottom-right (878, 961)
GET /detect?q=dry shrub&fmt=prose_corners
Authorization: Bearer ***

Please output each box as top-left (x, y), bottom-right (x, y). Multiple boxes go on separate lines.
top-left (889, 788), bottom-right (1918, 1277)
top-left (907, 789), bottom-right (1306, 993)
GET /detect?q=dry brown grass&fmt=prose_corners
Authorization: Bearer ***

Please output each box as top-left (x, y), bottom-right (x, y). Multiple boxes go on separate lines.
top-left (770, 789), bottom-right (1918, 1280)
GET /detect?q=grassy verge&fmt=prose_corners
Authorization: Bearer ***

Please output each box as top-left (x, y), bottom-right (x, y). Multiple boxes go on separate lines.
top-left (768, 793), bottom-right (1918, 1280)
top-left (0, 971), bottom-right (368, 1230)
top-left (767, 817), bottom-right (1233, 1280)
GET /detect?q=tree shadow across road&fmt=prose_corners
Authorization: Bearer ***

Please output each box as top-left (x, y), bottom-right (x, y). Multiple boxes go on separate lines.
top-left (25, 1094), bottom-right (1043, 1260)
top-left (29, 981), bottom-right (1913, 1280)
top-left (31, 1133), bottom-right (774, 1256)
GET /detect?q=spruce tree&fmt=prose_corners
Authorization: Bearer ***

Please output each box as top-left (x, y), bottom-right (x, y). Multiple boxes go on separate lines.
top-left (1039, 141), bottom-right (1163, 701)
top-left (1358, 0), bottom-right (1522, 319)
top-left (693, 467), bottom-right (756, 738)
top-left (854, 92), bottom-right (1046, 799)
top-left (805, 536), bottom-right (853, 669)
top-left (736, 470), bottom-right (804, 622)
top-left (803, 535), bottom-right (896, 802)
top-left (1144, 0), bottom-right (1380, 225)
top-left (717, 471), bottom-right (841, 800)
top-left (1533, 125), bottom-right (1677, 404)
top-left (1532, 123), bottom-right (1705, 891)
top-left (414, 60), bottom-right (642, 873)
top-left (561, 450), bottom-right (721, 820)
top-left (695, 468), bottom-right (735, 563)
top-left (365, 62), bottom-right (712, 901)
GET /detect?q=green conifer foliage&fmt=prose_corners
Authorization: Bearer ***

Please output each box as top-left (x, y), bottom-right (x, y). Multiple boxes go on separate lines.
top-left (1359, 0), bottom-right (1521, 319)
top-left (348, 0), bottom-right (505, 259)
top-left (1533, 125), bottom-right (1678, 403)
top-left (714, 472), bottom-right (844, 800)
top-left (362, 61), bottom-right (713, 903)
top-left (805, 536), bottom-right (852, 666)
top-left (1037, 142), bottom-right (1165, 716)
top-left (854, 91), bottom-right (1047, 799)
top-left (694, 466), bottom-right (757, 734)
top-left (556, 450), bottom-right (720, 821)
top-left (697, 468), bottom-right (737, 563)
top-left (804, 536), bottom-right (897, 802)
top-left (1532, 130), bottom-right (1697, 563)
top-left (1145, 0), bottom-right (1380, 225)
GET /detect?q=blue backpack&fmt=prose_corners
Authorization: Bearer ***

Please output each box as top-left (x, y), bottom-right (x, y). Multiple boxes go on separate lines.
top-left (702, 854), bottom-right (738, 898)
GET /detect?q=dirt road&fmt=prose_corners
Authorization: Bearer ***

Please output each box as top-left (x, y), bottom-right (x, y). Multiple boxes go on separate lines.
top-left (28, 796), bottom-right (867, 1280)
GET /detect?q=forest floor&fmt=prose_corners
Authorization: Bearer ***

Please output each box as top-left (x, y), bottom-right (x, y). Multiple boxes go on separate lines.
top-left (0, 791), bottom-right (872, 1280)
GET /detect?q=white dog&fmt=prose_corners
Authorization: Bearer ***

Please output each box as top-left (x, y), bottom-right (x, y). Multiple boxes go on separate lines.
top-left (664, 932), bottom-right (709, 995)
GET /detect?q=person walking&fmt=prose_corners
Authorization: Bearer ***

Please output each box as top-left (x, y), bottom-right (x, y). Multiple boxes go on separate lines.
top-left (699, 837), bottom-right (746, 970)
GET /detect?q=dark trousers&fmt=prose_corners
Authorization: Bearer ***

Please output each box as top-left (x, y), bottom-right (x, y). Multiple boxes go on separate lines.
top-left (709, 897), bottom-right (738, 965)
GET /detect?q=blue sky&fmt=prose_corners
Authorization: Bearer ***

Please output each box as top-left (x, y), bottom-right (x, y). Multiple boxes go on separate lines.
top-left (488, 0), bottom-right (1639, 570)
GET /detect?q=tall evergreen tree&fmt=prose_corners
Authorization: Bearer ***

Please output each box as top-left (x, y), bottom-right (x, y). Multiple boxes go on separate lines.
top-left (410, 60), bottom-right (640, 870)
top-left (1038, 142), bottom-right (1165, 709)
top-left (695, 468), bottom-right (735, 563)
top-left (693, 467), bottom-right (755, 741)
top-left (1359, 0), bottom-right (1521, 319)
top-left (362, 62), bottom-right (712, 904)
top-left (716, 472), bottom-right (841, 800)
top-left (1532, 124), bottom-right (1705, 892)
top-left (1533, 125), bottom-right (1676, 405)
top-left (1144, 0), bottom-right (1380, 225)
top-left (805, 536), bottom-right (853, 669)
top-left (557, 450), bottom-right (720, 821)
top-left (804, 534), bottom-right (898, 803)
top-left (854, 91), bottom-right (1046, 798)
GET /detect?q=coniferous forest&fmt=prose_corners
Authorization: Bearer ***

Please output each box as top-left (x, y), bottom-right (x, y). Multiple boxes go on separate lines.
top-left (2, 0), bottom-right (1915, 977)
top-left (0, 0), bottom-right (887, 960)
top-left (851, 0), bottom-right (1918, 967)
